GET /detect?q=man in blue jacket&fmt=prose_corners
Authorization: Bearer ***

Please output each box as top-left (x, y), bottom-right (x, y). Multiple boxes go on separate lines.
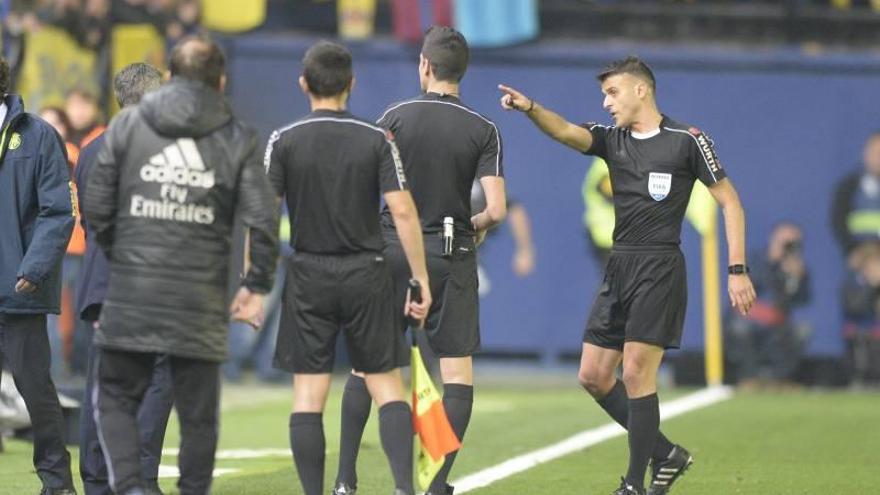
top-left (0, 56), bottom-right (77, 494)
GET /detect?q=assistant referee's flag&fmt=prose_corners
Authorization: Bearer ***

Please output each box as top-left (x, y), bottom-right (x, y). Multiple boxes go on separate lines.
top-left (412, 345), bottom-right (460, 490)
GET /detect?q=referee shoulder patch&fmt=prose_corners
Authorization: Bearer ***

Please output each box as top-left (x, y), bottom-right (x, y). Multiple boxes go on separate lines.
top-left (691, 129), bottom-right (721, 174)
top-left (264, 130), bottom-right (280, 172)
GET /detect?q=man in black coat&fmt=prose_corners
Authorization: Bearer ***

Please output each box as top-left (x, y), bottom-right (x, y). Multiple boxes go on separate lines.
top-left (75, 62), bottom-right (174, 495)
top-left (83, 36), bottom-right (279, 495)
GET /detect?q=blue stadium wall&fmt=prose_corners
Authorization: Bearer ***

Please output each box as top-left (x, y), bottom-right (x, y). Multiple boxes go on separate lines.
top-left (222, 35), bottom-right (880, 359)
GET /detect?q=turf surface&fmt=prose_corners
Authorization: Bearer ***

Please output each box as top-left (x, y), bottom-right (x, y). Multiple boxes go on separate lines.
top-left (1, 379), bottom-right (876, 494)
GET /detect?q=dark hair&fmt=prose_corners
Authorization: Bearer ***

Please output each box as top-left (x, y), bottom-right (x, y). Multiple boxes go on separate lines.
top-left (421, 26), bottom-right (469, 82)
top-left (169, 34), bottom-right (226, 88)
top-left (597, 56), bottom-right (656, 92)
top-left (113, 62), bottom-right (163, 107)
top-left (0, 56), bottom-right (9, 94)
top-left (302, 41), bottom-right (353, 97)
top-left (39, 106), bottom-right (72, 137)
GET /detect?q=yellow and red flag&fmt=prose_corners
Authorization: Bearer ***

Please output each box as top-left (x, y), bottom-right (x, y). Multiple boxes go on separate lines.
top-left (412, 346), bottom-right (460, 490)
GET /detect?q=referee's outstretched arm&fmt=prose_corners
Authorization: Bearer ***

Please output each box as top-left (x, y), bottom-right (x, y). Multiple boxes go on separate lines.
top-left (385, 190), bottom-right (432, 320)
top-left (498, 84), bottom-right (593, 153)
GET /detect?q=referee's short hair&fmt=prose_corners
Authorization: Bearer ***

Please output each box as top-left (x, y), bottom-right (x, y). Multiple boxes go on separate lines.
top-left (597, 56), bottom-right (656, 93)
top-left (302, 41), bottom-right (353, 97)
top-left (421, 26), bottom-right (469, 82)
top-left (114, 62), bottom-right (162, 108)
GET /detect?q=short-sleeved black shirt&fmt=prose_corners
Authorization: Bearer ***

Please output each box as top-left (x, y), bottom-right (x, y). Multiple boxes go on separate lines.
top-left (377, 92), bottom-right (503, 235)
top-left (265, 109), bottom-right (407, 254)
top-left (583, 115), bottom-right (727, 246)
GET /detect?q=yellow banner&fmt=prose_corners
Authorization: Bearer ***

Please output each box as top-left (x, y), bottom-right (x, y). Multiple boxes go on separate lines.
top-left (201, 0), bottom-right (267, 33)
top-left (338, 0), bottom-right (377, 39)
top-left (17, 26), bottom-right (97, 111)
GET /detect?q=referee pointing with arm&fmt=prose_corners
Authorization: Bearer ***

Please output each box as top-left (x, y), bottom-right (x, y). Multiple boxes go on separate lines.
top-left (334, 26), bottom-right (507, 495)
top-left (267, 41), bottom-right (430, 495)
top-left (499, 56), bottom-right (755, 495)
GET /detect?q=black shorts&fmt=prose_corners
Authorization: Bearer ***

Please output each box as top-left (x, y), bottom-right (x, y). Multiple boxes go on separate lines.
top-left (584, 244), bottom-right (687, 350)
top-left (384, 230), bottom-right (480, 366)
top-left (273, 251), bottom-right (398, 374)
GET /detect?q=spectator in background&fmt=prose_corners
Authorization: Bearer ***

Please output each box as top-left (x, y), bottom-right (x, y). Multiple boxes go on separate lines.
top-left (841, 241), bottom-right (880, 386)
top-left (39, 106), bottom-right (79, 166)
top-left (39, 0), bottom-right (111, 51)
top-left (832, 131), bottom-right (880, 254)
top-left (164, 0), bottom-right (201, 42)
top-left (726, 222), bottom-right (812, 390)
top-left (64, 88), bottom-right (104, 148)
top-left (582, 157), bottom-right (615, 266)
top-left (470, 179), bottom-right (536, 287)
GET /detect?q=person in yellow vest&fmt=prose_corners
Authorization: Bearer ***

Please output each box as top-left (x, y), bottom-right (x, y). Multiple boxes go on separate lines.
top-left (583, 157), bottom-right (616, 265)
top-left (832, 132), bottom-right (880, 256)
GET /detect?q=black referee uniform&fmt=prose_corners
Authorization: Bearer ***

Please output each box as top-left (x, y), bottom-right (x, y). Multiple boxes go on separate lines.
top-left (266, 108), bottom-right (417, 495)
top-left (582, 116), bottom-right (726, 350)
top-left (378, 92), bottom-right (503, 361)
top-left (267, 109), bottom-right (408, 375)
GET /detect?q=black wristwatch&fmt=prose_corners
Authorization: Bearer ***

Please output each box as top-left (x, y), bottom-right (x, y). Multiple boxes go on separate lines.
top-left (728, 264), bottom-right (749, 275)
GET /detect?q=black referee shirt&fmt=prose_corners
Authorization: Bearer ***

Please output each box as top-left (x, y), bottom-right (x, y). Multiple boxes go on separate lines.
top-left (583, 115), bottom-right (727, 246)
top-left (265, 109), bottom-right (407, 254)
top-left (377, 92), bottom-right (503, 235)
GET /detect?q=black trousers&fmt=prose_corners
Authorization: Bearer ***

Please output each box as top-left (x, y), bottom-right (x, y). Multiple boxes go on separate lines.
top-left (0, 312), bottom-right (74, 490)
top-left (80, 342), bottom-right (174, 495)
top-left (93, 348), bottom-right (220, 495)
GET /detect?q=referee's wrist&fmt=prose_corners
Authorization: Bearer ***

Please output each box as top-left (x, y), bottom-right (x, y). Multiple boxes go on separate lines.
top-left (522, 99), bottom-right (536, 113)
top-left (728, 263), bottom-right (749, 275)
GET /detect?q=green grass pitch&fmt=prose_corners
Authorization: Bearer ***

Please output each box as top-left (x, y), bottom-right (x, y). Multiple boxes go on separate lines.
top-left (1, 379), bottom-right (876, 494)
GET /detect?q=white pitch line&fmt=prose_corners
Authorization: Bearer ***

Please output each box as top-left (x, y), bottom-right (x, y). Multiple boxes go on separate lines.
top-left (161, 448), bottom-right (291, 459)
top-left (158, 465), bottom-right (240, 479)
top-left (453, 386), bottom-right (734, 494)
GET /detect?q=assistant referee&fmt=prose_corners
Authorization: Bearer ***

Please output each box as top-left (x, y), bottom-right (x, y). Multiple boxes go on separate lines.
top-left (499, 57), bottom-right (756, 495)
top-left (266, 41), bottom-right (431, 495)
top-left (333, 26), bottom-right (507, 495)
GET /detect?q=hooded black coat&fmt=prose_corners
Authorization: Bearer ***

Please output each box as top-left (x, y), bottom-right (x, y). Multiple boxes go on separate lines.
top-left (83, 79), bottom-right (278, 362)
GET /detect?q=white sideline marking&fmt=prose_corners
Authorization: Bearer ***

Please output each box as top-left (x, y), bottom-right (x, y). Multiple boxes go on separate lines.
top-left (162, 448), bottom-right (291, 459)
top-left (453, 386), bottom-right (734, 493)
top-left (157, 465), bottom-right (239, 479)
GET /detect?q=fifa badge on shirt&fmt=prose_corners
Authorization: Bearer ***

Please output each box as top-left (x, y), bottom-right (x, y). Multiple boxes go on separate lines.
top-left (648, 172), bottom-right (672, 201)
